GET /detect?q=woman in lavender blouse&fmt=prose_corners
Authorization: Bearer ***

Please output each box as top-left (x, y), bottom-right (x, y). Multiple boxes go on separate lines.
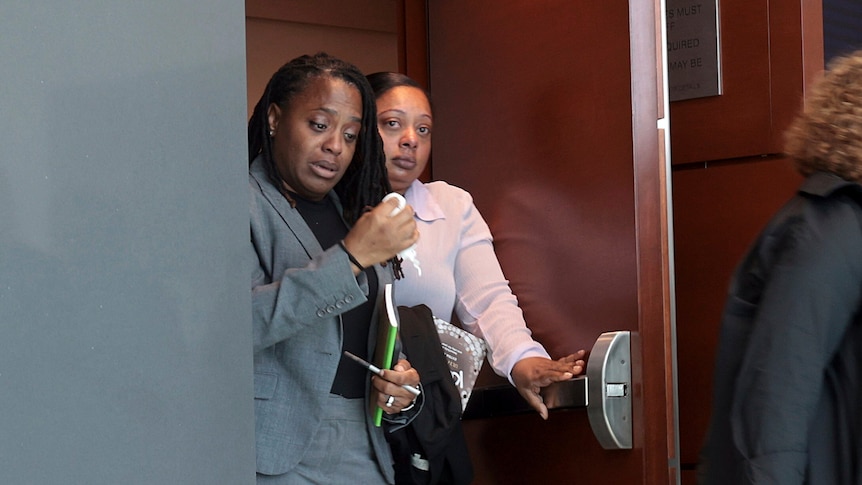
top-left (367, 72), bottom-right (586, 420)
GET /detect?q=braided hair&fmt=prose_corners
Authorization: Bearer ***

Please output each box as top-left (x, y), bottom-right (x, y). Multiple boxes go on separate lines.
top-left (249, 53), bottom-right (403, 277)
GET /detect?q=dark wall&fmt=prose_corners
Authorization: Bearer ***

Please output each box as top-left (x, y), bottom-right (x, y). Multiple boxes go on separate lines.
top-left (824, 0), bottom-right (862, 61)
top-left (0, 2), bottom-right (255, 483)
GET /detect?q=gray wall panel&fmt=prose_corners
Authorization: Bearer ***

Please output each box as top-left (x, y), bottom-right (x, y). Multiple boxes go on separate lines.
top-left (0, 2), bottom-right (255, 483)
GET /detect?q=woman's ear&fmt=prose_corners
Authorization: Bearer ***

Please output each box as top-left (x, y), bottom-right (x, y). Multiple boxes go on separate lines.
top-left (266, 103), bottom-right (281, 135)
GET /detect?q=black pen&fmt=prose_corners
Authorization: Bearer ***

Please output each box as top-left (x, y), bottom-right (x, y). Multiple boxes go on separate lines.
top-left (342, 351), bottom-right (422, 396)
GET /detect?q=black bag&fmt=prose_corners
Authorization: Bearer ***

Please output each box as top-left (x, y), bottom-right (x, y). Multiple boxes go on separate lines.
top-left (387, 304), bottom-right (474, 485)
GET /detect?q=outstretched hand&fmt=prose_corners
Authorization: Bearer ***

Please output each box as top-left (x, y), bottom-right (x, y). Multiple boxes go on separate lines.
top-left (511, 350), bottom-right (587, 420)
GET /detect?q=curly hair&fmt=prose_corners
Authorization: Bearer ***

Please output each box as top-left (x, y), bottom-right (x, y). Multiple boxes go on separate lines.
top-left (784, 50), bottom-right (862, 182)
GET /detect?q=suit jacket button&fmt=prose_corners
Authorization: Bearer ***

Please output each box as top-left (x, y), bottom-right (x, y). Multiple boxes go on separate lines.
top-left (316, 309), bottom-right (326, 318)
top-left (326, 305), bottom-right (335, 313)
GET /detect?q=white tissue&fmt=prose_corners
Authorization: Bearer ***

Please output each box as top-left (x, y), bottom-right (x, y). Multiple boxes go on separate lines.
top-left (383, 192), bottom-right (422, 276)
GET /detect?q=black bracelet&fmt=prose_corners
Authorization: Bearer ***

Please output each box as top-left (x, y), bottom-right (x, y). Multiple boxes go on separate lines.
top-left (338, 240), bottom-right (365, 271)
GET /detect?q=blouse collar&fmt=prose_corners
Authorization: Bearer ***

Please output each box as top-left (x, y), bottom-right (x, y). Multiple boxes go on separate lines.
top-left (403, 179), bottom-right (445, 223)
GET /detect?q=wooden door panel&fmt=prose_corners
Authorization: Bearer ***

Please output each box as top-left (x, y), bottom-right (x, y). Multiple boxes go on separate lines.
top-left (673, 158), bottom-right (803, 470)
top-left (669, 0), bottom-right (772, 164)
top-left (427, 1), bottom-right (673, 483)
top-left (428, 1), bottom-right (637, 357)
top-left (669, 0), bottom-right (822, 475)
top-left (670, 0), bottom-right (823, 165)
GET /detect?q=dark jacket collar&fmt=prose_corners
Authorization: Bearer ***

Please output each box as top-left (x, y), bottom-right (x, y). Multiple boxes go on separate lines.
top-left (800, 171), bottom-right (862, 199)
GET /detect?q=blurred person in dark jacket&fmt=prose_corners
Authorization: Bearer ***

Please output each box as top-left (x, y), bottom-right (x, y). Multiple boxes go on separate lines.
top-left (698, 50), bottom-right (862, 485)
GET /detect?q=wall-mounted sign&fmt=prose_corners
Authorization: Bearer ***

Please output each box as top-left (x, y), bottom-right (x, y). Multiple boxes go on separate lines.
top-left (666, 0), bottom-right (722, 102)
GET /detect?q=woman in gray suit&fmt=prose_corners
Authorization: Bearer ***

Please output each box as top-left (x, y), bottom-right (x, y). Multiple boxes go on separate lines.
top-left (248, 53), bottom-right (421, 484)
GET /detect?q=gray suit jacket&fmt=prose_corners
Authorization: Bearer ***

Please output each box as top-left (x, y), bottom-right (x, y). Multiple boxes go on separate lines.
top-left (249, 157), bottom-right (395, 479)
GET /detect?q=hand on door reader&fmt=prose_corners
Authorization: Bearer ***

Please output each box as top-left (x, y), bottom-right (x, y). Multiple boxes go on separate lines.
top-left (383, 192), bottom-right (422, 276)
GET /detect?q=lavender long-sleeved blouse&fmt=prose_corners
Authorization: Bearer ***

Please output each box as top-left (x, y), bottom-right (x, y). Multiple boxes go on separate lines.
top-left (395, 179), bottom-right (550, 382)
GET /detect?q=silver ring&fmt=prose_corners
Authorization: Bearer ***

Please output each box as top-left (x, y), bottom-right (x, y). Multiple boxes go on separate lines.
top-left (385, 395), bottom-right (395, 407)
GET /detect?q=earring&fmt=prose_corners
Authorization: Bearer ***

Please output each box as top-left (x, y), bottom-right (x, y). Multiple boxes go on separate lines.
top-left (269, 130), bottom-right (274, 137)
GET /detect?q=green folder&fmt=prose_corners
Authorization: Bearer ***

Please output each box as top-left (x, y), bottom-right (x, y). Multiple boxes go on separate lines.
top-left (373, 283), bottom-right (399, 426)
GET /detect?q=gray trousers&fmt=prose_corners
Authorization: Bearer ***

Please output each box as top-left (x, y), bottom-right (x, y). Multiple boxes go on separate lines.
top-left (256, 394), bottom-right (391, 485)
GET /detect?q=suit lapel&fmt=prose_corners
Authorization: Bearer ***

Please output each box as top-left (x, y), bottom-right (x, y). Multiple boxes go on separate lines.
top-left (251, 156), bottom-right (389, 356)
top-left (250, 157), bottom-right (321, 258)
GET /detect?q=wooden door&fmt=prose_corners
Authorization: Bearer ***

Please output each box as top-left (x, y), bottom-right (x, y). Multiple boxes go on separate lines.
top-left (423, 1), bottom-right (676, 484)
